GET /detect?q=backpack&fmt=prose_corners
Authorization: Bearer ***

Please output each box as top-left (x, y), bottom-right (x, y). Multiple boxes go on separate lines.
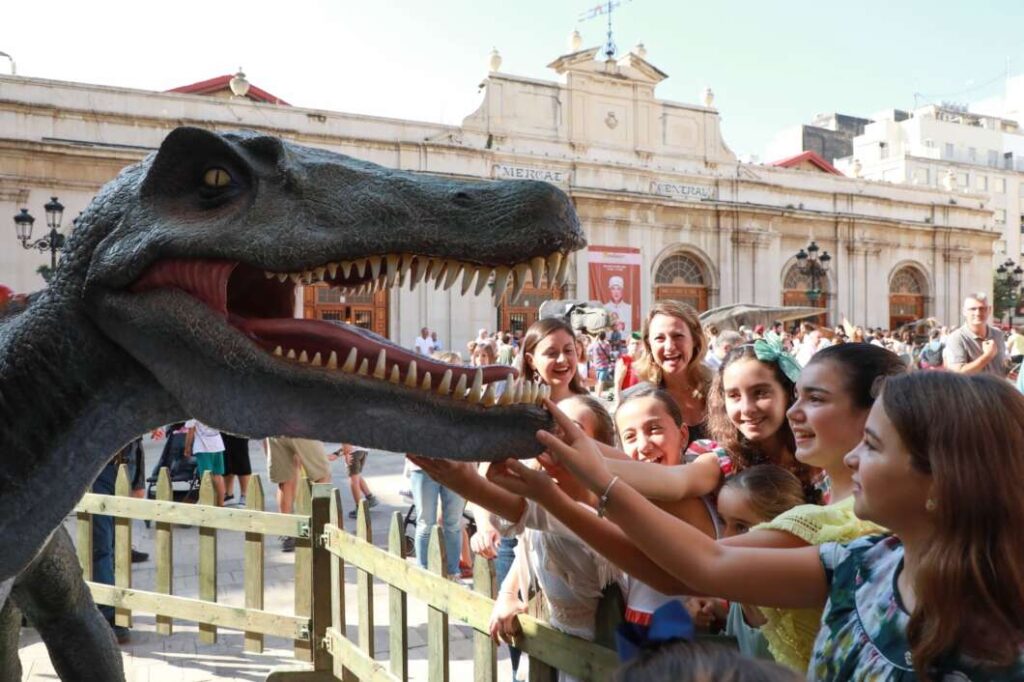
top-left (919, 342), bottom-right (943, 368)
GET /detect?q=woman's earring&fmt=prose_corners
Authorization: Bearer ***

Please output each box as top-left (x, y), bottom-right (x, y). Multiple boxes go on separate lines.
top-left (925, 499), bottom-right (937, 512)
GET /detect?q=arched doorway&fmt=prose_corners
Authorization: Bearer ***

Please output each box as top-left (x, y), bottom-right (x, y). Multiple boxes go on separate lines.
top-left (303, 285), bottom-right (389, 337)
top-left (654, 253), bottom-right (709, 312)
top-left (782, 263), bottom-right (830, 326)
top-left (889, 266), bottom-right (927, 331)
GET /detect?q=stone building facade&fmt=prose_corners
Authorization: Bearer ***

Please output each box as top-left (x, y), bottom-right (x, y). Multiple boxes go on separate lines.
top-left (0, 45), bottom-right (997, 346)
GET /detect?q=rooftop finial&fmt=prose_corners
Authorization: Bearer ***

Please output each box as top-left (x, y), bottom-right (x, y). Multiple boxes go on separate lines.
top-left (577, 1), bottom-right (632, 60)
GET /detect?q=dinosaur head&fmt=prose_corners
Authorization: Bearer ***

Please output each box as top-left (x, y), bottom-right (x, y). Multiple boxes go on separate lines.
top-left (77, 127), bottom-right (585, 459)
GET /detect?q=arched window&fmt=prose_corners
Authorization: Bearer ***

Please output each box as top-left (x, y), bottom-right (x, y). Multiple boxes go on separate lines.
top-left (889, 266), bottom-right (927, 329)
top-left (654, 253), bottom-right (709, 312)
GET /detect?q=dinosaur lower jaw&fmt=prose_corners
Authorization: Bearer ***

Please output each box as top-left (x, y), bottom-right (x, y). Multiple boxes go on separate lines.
top-left (129, 258), bottom-right (555, 408)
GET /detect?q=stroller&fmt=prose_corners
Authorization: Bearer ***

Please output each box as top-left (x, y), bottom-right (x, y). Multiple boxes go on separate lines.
top-left (146, 423), bottom-right (200, 504)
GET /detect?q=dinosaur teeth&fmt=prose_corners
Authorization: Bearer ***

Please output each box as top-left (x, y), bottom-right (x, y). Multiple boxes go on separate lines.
top-left (499, 374), bottom-right (515, 405)
top-left (492, 266), bottom-right (510, 302)
top-left (428, 258), bottom-right (445, 284)
top-left (386, 254), bottom-right (400, 287)
top-left (368, 256), bottom-right (383, 280)
top-left (421, 371), bottom-right (433, 391)
top-left (356, 258), bottom-right (370, 278)
top-left (530, 256), bottom-right (546, 288)
top-left (373, 349), bottom-right (388, 379)
top-left (273, 346), bottom-right (283, 356)
top-left (409, 256), bottom-right (425, 291)
top-left (298, 350), bottom-right (309, 363)
top-left (460, 265), bottom-right (476, 296)
top-left (388, 365), bottom-right (401, 384)
top-left (342, 348), bottom-right (357, 372)
top-left (433, 261), bottom-right (448, 290)
top-left (467, 369), bottom-right (484, 403)
top-left (546, 252), bottom-right (562, 284)
top-left (326, 262), bottom-right (339, 278)
top-left (276, 273), bottom-right (289, 283)
top-left (264, 271), bottom-right (276, 280)
top-left (437, 369), bottom-right (453, 395)
top-left (405, 360), bottom-right (418, 388)
top-left (289, 273), bottom-right (303, 285)
top-left (286, 348), bottom-right (297, 360)
top-left (313, 266), bottom-right (326, 282)
top-left (340, 260), bottom-right (353, 278)
top-left (453, 373), bottom-right (468, 400)
top-left (482, 383), bottom-right (498, 407)
top-left (357, 358), bottom-right (369, 376)
top-left (311, 352), bottom-right (322, 366)
top-left (443, 260), bottom-right (462, 291)
top-left (473, 266), bottom-right (491, 296)
top-left (327, 350), bottom-right (339, 369)
top-left (511, 264), bottom-right (529, 301)
top-left (556, 252), bottom-right (570, 286)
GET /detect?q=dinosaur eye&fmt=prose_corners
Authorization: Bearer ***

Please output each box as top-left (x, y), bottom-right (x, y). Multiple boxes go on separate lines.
top-left (202, 167), bottom-right (233, 188)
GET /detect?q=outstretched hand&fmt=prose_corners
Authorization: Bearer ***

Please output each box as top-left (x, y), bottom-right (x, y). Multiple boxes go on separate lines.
top-left (486, 459), bottom-right (556, 503)
top-left (536, 399), bottom-right (614, 495)
top-left (407, 455), bottom-right (478, 490)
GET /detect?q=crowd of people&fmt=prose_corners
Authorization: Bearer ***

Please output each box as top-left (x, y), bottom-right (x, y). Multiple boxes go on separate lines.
top-left (407, 293), bottom-right (1024, 680)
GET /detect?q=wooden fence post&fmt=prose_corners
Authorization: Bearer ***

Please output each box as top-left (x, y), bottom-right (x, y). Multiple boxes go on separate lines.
top-left (355, 500), bottom-right (374, 659)
top-left (387, 513), bottom-right (408, 682)
top-left (294, 476), bottom-right (313, 662)
top-left (244, 476), bottom-right (266, 653)
top-left (310, 483), bottom-right (333, 672)
top-left (113, 464), bottom-right (132, 629)
top-left (76, 509), bottom-right (93, 579)
top-left (472, 554), bottom-right (497, 682)
top-left (198, 471), bottom-right (218, 644)
top-left (427, 527), bottom-right (449, 682)
top-left (155, 467), bottom-right (174, 635)
top-left (329, 489), bottom-right (356, 682)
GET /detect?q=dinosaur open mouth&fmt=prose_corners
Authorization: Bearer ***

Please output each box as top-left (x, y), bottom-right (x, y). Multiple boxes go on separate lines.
top-left (128, 253), bottom-right (570, 407)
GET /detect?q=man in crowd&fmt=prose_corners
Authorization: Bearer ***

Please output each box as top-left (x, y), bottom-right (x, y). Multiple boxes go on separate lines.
top-left (414, 327), bottom-right (433, 355)
top-left (603, 275), bottom-right (632, 335)
top-left (705, 330), bottom-right (743, 371)
top-left (266, 437), bottom-right (332, 551)
top-left (944, 293), bottom-right (1008, 377)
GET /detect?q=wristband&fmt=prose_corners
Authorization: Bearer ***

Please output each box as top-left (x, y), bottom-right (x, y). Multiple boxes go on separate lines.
top-left (596, 475), bottom-right (620, 518)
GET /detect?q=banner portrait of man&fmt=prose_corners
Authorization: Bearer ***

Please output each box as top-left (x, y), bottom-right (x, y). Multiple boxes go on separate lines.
top-left (588, 246), bottom-right (641, 334)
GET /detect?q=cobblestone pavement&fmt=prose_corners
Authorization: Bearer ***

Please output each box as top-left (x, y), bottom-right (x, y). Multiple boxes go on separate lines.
top-left (18, 440), bottom-right (522, 681)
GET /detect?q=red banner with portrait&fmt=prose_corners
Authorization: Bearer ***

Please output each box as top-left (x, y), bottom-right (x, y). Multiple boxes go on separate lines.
top-left (588, 246), bottom-right (641, 334)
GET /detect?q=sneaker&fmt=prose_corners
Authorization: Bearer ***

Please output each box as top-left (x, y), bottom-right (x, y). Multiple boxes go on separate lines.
top-left (348, 509), bottom-right (359, 520)
top-left (131, 548), bottom-right (148, 563)
top-left (365, 494), bottom-right (379, 509)
top-left (237, 495), bottom-right (247, 507)
top-left (223, 494), bottom-right (235, 503)
top-left (280, 536), bottom-right (295, 553)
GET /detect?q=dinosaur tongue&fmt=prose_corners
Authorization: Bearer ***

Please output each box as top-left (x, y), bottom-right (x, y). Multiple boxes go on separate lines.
top-left (129, 258), bottom-right (235, 315)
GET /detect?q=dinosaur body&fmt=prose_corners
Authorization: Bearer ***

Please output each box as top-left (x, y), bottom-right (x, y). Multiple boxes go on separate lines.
top-left (0, 126), bottom-right (584, 590)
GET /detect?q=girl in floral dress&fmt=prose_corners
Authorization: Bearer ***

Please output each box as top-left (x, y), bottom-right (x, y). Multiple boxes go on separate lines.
top-left (540, 371), bottom-right (1024, 680)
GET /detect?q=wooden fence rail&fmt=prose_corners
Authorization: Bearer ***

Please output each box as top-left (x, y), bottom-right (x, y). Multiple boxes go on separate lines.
top-left (74, 466), bottom-right (620, 682)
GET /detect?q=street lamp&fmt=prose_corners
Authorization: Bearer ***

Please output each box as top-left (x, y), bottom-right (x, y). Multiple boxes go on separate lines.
top-left (13, 196), bottom-right (67, 272)
top-left (995, 258), bottom-right (1024, 320)
top-left (794, 240), bottom-right (831, 306)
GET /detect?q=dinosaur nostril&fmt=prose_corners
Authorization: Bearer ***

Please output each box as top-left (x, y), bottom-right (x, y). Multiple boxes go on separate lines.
top-left (452, 191), bottom-right (474, 207)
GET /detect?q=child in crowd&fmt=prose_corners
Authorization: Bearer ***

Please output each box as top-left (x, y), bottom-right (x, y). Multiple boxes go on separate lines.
top-left (539, 372), bottom-right (1024, 680)
top-left (184, 418), bottom-right (225, 506)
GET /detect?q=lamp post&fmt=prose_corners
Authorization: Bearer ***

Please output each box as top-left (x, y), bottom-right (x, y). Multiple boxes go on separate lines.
top-left (13, 196), bottom-right (66, 272)
top-left (794, 240), bottom-right (831, 307)
top-left (995, 258), bottom-right (1024, 321)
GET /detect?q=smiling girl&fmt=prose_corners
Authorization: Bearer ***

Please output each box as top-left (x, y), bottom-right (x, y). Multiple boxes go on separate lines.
top-left (520, 318), bottom-right (588, 401)
top-left (540, 373), bottom-right (1024, 680)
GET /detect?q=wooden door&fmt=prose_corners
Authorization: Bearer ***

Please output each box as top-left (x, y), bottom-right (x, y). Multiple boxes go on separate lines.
top-left (782, 290), bottom-right (828, 327)
top-left (654, 285), bottom-right (708, 313)
top-left (302, 285), bottom-right (389, 337)
top-left (889, 293), bottom-right (924, 331)
top-left (498, 279), bottom-right (563, 335)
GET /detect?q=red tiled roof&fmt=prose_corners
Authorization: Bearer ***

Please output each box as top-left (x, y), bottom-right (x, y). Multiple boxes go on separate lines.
top-left (770, 150), bottom-right (843, 175)
top-left (167, 75), bottom-right (290, 106)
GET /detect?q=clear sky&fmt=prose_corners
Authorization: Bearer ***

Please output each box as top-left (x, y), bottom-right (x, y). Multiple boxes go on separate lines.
top-left (3, 0), bottom-right (1023, 158)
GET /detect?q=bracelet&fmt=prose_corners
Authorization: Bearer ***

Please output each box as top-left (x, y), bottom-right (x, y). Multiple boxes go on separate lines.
top-left (596, 475), bottom-right (620, 518)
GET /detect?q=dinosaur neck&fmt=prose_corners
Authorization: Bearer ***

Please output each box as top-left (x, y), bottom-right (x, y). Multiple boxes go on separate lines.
top-left (0, 290), bottom-right (180, 581)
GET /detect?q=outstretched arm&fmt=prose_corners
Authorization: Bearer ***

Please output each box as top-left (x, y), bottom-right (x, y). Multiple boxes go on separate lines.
top-left (407, 456), bottom-right (526, 524)
top-left (605, 454), bottom-right (721, 501)
top-left (486, 460), bottom-right (701, 596)
top-left (537, 400), bottom-right (829, 610)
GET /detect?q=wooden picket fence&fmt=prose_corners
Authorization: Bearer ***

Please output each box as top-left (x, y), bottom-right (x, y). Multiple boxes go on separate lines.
top-left (74, 467), bottom-right (620, 681)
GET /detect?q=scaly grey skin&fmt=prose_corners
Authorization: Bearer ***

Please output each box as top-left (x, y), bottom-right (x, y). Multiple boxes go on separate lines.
top-left (0, 125), bottom-right (585, 588)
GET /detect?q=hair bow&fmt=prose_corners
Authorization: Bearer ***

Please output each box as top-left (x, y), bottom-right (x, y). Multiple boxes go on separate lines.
top-left (753, 331), bottom-right (801, 384)
top-left (615, 600), bottom-right (695, 662)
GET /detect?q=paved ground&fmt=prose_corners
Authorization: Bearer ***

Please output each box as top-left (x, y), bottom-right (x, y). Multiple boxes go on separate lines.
top-left (18, 440), bottom-right (523, 681)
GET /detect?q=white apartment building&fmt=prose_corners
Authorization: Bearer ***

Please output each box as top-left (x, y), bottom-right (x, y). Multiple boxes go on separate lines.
top-left (834, 100), bottom-right (1024, 262)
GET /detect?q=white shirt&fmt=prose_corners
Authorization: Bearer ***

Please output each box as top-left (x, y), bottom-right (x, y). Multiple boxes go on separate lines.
top-left (414, 336), bottom-right (433, 355)
top-left (184, 419), bottom-right (224, 453)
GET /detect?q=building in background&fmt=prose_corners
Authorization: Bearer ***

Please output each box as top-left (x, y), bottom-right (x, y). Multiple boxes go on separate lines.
top-left (0, 41), bottom-right (997, 343)
top-left (764, 112), bottom-right (874, 165)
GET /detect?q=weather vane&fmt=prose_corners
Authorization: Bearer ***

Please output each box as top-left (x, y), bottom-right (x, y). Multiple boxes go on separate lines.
top-left (578, 0), bottom-right (633, 60)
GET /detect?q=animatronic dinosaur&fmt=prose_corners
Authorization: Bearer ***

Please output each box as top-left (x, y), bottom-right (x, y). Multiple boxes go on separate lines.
top-left (0, 127), bottom-right (584, 676)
